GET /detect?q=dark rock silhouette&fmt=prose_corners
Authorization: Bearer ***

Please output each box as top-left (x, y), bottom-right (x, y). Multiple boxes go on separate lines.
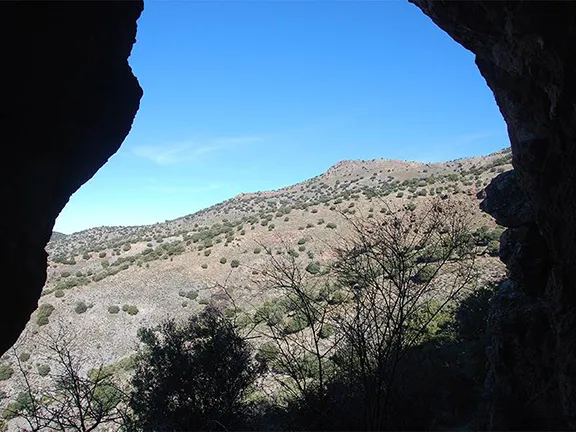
top-left (411, 1), bottom-right (576, 428)
top-left (0, 2), bottom-right (143, 355)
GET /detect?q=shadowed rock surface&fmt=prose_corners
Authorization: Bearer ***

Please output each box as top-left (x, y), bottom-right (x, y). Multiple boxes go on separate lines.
top-left (410, 1), bottom-right (576, 428)
top-left (0, 2), bottom-right (143, 355)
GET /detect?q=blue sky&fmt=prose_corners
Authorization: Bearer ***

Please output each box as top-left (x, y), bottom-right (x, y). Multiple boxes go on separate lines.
top-left (54, 0), bottom-right (509, 234)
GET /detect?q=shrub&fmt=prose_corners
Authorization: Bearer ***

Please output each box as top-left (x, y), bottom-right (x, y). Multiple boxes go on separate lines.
top-left (179, 290), bottom-right (198, 301)
top-left (253, 247), bottom-right (261, 254)
top-left (99, 251), bottom-right (107, 258)
top-left (204, 249), bottom-right (212, 257)
top-left (129, 307), bottom-right (258, 431)
top-left (82, 253), bottom-right (92, 260)
top-left (123, 305), bottom-right (139, 316)
top-left (220, 257), bottom-right (227, 264)
top-left (305, 261), bottom-right (321, 275)
top-left (37, 304), bottom-right (55, 326)
top-left (19, 353), bottom-right (30, 362)
top-left (0, 364), bottom-right (13, 381)
top-left (326, 222), bottom-right (337, 229)
top-left (37, 364), bottom-right (51, 377)
top-left (123, 244), bottom-right (132, 251)
top-left (405, 202), bottom-right (417, 212)
top-left (231, 260), bottom-right (240, 268)
top-left (487, 239), bottom-right (500, 256)
top-left (75, 301), bottom-right (88, 314)
top-left (201, 263), bottom-right (208, 269)
top-left (256, 342), bottom-right (279, 365)
top-left (54, 290), bottom-right (64, 298)
top-left (108, 305), bottom-right (120, 314)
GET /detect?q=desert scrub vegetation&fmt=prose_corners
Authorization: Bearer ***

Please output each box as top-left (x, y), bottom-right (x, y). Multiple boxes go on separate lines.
top-left (108, 305), bottom-right (120, 314)
top-left (74, 301), bottom-right (88, 314)
top-left (179, 290), bottom-right (198, 301)
top-left (129, 307), bottom-right (258, 431)
top-left (37, 364), bottom-right (51, 377)
top-left (0, 364), bottom-right (13, 381)
top-left (6, 327), bottom-right (127, 431)
top-left (36, 304), bottom-right (55, 326)
top-left (113, 198), bottom-right (491, 431)
top-left (122, 305), bottom-right (139, 316)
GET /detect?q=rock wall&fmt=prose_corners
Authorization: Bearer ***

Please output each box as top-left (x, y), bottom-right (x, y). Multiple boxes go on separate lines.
top-left (0, 2), bottom-right (143, 355)
top-left (410, 1), bottom-right (576, 428)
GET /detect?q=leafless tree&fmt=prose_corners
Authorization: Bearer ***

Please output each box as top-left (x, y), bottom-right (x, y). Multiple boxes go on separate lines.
top-left (251, 239), bottom-right (344, 423)
top-left (7, 326), bottom-right (129, 432)
top-left (331, 197), bottom-right (479, 430)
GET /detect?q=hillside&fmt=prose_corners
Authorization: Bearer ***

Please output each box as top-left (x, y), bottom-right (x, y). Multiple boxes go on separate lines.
top-left (0, 149), bottom-right (511, 414)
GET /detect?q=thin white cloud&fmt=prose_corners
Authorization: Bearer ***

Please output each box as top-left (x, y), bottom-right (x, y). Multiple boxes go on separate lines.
top-left (132, 136), bottom-right (262, 165)
top-left (149, 183), bottom-right (226, 195)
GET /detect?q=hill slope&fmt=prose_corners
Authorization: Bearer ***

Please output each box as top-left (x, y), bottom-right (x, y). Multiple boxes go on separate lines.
top-left (1, 149), bottom-right (510, 404)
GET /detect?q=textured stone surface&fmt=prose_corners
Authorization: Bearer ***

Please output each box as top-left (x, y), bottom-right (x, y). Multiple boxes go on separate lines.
top-left (410, 0), bottom-right (576, 428)
top-left (0, 2), bottom-right (143, 356)
top-left (480, 170), bottom-right (535, 228)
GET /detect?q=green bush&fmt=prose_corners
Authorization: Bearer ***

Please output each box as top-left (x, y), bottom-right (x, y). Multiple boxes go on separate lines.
top-left (99, 251), bottom-right (107, 258)
top-left (19, 352), bottom-right (30, 362)
top-left (123, 305), bottom-right (139, 316)
top-left (283, 312), bottom-right (310, 334)
top-left (129, 307), bottom-right (258, 431)
top-left (305, 261), bottom-right (321, 275)
top-left (256, 342), bottom-right (279, 365)
top-left (201, 263), bottom-right (208, 269)
top-left (319, 324), bottom-right (334, 339)
top-left (75, 301), bottom-right (88, 314)
top-left (54, 290), bottom-right (64, 298)
top-left (326, 222), bottom-right (337, 229)
top-left (179, 290), bottom-right (198, 301)
top-left (253, 247), bottom-right (261, 254)
top-left (108, 305), bottom-right (120, 314)
top-left (37, 304), bottom-right (55, 326)
top-left (487, 239), bottom-right (500, 256)
top-left (37, 364), bottom-right (51, 377)
top-left (220, 257), bottom-right (227, 264)
top-left (230, 260), bottom-right (240, 268)
top-left (0, 364), bottom-right (13, 381)
top-left (204, 249), bottom-right (212, 257)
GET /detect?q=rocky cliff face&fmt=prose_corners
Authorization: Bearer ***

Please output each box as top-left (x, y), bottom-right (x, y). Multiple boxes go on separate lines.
top-left (410, 1), bottom-right (576, 428)
top-left (0, 2), bottom-right (143, 355)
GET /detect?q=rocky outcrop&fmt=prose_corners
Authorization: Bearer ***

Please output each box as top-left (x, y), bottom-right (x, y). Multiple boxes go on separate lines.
top-left (0, 2), bottom-right (143, 355)
top-left (410, 1), bottom-right (576, 428)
